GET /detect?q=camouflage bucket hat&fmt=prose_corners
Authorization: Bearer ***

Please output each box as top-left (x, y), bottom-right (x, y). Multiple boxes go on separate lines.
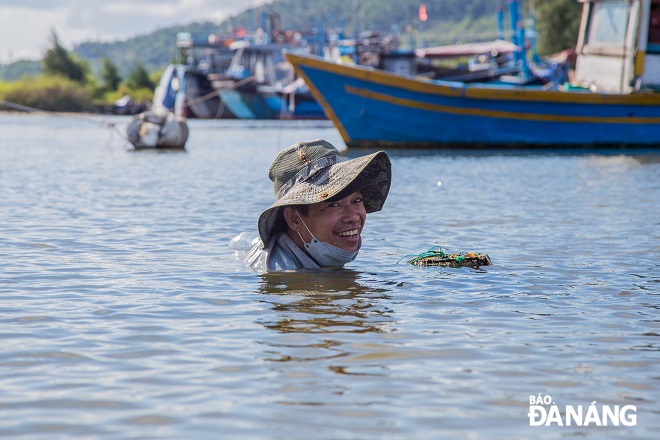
top-left (257, 139), bottom-right (391, 245)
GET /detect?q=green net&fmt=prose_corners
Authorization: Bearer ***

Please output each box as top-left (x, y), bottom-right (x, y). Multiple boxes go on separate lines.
top-left (398, 246), bottom-right (492, 268)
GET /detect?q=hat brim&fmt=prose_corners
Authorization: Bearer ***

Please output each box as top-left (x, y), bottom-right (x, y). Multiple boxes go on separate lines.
top-left (258, 150), bottom-right (391, 245)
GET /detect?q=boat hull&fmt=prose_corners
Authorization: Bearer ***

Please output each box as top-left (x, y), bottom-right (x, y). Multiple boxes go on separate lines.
top-left (285, 53), bottom-right (660, 148)
top-left (126, 112), bottom-right (189, 149)
top-left (222, 85), bottom-right (326, 120)
top-left (152, 65), bottom-right (236, 119)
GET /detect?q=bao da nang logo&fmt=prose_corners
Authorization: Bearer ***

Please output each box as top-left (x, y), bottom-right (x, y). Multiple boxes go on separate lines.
top-left (529, 394), bottom-right (637, 427)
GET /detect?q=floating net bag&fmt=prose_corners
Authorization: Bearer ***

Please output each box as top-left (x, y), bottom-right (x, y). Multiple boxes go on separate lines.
top-left (399, 246), bottom-right (492, 268)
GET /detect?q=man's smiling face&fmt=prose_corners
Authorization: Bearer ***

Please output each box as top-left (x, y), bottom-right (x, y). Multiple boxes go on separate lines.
top-left (293, 190), bottom-right (366, 251)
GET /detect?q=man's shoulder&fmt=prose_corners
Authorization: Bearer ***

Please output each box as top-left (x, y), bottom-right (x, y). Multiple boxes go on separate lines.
top-left (269, 233), bottom-right (306, 270)
top-left (243, 231), bottom-right (319, 271)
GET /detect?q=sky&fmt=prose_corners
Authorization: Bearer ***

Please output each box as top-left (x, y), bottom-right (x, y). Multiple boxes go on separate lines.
top-left (0, 0), bottom-right (271, 63)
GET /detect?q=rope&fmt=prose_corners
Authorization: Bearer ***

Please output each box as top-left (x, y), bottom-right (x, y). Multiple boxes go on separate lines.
top-left (397, 246), bottom-right (446, 264)
top-left (0, 98), bottom-right (131, 144)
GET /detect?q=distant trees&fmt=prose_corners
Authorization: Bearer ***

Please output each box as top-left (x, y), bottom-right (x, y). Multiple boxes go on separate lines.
top-left (42, 30), bottom-right (88, 82)
top-left (100, 57), bottom-right (122, 91)
top-left (2, 76), bottom-right (93, 112)
top-left (224, 0), bottom-right (495, 39)
top-left (2, 30), bottom-right (96, 112)
top-left (534, 0), bottom-right (582, 55)
top-left (0, 60), bottom-right (41, 81)
top-left (0, 30), bottom-right (159, 112)
top-left (222, 0), bottom-right (579, 51)
top-left (125, 63), bottom-right (155, 90)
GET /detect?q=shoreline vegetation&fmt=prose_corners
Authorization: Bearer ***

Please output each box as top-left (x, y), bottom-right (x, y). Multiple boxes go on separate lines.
top-left (0, 32), bottom-right (159, 115)
top-left (0, 73), bottom-right (156, 115)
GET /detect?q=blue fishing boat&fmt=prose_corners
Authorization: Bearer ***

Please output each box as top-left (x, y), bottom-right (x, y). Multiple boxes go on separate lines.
top-left (284, 0), bottom-right (660, 147)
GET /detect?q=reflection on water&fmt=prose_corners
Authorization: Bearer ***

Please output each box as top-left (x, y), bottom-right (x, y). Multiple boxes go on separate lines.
top-left (128, 148), bottom-right (188, 155)
top-left (257, 270), bottom-right (394, 335)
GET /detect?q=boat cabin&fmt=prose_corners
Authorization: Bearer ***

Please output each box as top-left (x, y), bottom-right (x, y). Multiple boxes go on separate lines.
top-left (226, 41), bottom-right (298, 87)
top-left (574, 0), bottom-right (660, 92)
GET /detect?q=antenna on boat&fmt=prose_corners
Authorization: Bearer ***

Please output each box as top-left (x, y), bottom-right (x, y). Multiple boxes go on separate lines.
top-left (497, 1), bottom-right (505, 41)
top-left (509, 0), bottom-right (520, 64)
top-left (418, 3), bottom-right (428, 48)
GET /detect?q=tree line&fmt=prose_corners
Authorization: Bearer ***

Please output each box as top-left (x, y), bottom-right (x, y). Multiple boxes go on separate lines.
top-left (0, 31), bottom-right (160, 113)
top-left (223, 0), bottom-right (579, 54)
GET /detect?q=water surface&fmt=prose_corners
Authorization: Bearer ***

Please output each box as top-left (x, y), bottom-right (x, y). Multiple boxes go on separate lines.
top-left (0, 114), bottom-right (658, 439)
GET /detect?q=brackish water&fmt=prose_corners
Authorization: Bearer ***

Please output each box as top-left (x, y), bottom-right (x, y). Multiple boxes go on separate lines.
top-left (0, 114), bottom-right (658, 439)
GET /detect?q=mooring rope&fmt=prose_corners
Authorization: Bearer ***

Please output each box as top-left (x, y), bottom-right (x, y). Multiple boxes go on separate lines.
top-left (0, 98), bottom-right (130, 144)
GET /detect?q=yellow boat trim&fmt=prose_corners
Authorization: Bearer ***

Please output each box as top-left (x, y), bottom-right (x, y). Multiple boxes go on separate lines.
top-left (635, 52), bottom-right (646, 77)
top-left (345, 85), bottom-right (660, 124)
top-left (290, 60), bottom-right (353, 143)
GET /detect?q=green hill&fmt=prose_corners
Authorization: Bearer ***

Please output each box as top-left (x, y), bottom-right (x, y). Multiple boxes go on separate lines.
top-left (73, 22), bottom-right (223, 79)
top-left (0, 59), bottom-right (42, 81)
top-left (76, 0), bottom-right (502, 78)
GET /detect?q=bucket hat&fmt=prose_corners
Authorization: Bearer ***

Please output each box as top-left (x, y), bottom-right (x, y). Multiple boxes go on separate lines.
top-left (257, 139), bottom-right (391, 245)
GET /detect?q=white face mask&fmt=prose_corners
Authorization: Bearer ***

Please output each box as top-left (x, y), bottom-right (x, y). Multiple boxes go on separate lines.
top-left (295, 211), bottom-right (360, 267)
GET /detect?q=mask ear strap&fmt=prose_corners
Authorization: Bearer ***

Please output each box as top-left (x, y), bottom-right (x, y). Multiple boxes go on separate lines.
top-left (295, 210), bottom-right (314, 237)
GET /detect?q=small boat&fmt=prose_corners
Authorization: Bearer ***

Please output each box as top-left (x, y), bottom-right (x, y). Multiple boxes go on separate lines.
top-left (126, 111), bottom-right (189, 149)
top-left (284, 0), bottom-right (660, 148)
top-left (152, 32), bottom-right (237, 119)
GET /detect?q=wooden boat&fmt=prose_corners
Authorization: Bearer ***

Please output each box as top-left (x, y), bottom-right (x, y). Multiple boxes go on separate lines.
top-left (284, 0), bottom-right (660, 148)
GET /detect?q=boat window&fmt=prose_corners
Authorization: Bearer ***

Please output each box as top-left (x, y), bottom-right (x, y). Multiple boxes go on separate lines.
top-left (585, 0), bottom-right (629, 46)
top-left (255, 55), bottom-right (265, 83)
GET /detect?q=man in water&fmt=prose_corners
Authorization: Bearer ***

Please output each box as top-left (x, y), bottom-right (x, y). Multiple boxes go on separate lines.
top-left (243, 139), bottom-right (391, 271)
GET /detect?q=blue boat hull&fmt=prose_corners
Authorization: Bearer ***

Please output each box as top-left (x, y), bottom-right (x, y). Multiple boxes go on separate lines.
top-left (222, 86), bottom-right (326, 120)
top-left (285, 53), bottom-right (660, 147)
